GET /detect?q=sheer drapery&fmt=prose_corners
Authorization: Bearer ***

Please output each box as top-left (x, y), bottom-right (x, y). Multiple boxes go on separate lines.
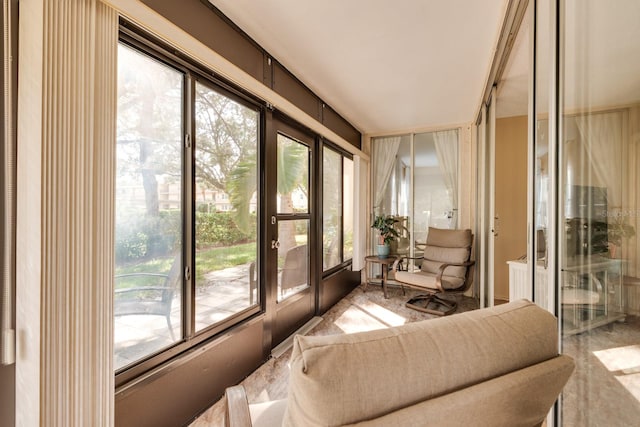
top-left (625, 107), bottom-right (640, 277)
top-left (372, 136), bottom-right (401, 212)
top-left (575, 111), bottom-right (624, 209)
top-left (434, 129), bottom-right (459, 216)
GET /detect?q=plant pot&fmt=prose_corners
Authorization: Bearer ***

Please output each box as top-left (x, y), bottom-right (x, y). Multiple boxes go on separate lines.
top-left (377, 244), bottom-right (390, 259)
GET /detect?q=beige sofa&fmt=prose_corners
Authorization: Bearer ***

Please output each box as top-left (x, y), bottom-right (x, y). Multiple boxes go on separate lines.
top-left (225, 300), bottom-right (574, 427)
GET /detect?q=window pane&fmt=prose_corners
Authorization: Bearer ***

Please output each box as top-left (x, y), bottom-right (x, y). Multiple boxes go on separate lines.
top-left (323, 148), bottom-right (342, 269)
top-left (194, 82), bottom-right (259, 332)
top-left (277, 134), bottom-right (309, 214)
top-left (115, 44), bottom-right (184, 371)
top-left (278, 219), bottom-right (309, 301)
top-left (343, 158), bottom-right (354, 261)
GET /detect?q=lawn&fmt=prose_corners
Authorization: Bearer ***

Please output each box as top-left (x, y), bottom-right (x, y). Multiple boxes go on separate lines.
top-left (115, 242), bottom-right (256, 288)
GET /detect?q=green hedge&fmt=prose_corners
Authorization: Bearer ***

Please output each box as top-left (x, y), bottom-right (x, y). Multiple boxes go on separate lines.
top-left (115, 211), bottom-right (256, 263)
top-left (195, 212), bottom-right (256, 248)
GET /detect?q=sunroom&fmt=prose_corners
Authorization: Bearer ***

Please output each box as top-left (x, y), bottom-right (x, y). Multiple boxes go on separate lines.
top-left (1, 1), bottom-right (640, 426)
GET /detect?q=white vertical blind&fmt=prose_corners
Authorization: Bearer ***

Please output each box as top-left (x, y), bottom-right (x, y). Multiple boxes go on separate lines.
top-left (2, 0), bottom-right (16, 366)
top-left (17, 0), bottom-right (117, 425)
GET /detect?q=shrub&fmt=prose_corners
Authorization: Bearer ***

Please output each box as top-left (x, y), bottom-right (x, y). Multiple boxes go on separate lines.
top-left (196, 212), bottom-right (256, 248)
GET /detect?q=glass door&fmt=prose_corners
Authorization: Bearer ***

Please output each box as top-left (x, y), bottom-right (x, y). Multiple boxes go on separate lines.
top-left (268, 117), bottom-right (316, 346)
top-left (555, 1), bottom-right (640, 425)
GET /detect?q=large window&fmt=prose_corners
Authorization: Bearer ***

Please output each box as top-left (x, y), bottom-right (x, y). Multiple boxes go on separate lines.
top-left (194, 81), bottom-right (259, 331)
top-left (115, 40), bottom-right (260, 372)
top-left (323, 145), bottom-right (354, 271)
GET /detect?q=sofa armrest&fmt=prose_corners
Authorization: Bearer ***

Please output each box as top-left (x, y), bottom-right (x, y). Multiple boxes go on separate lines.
top-left (225, 385), bottom-right (253, 427)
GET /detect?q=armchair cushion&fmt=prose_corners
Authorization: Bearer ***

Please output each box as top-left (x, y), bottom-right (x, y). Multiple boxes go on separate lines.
top-left (421, 246), bottom-right (471, 278)
top-left (395, 270), bottom-right (464, 290)
top-left (426, 227), bottom-right (472, 247)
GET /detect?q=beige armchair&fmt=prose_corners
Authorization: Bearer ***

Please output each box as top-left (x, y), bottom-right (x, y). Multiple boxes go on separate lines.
top-left (393, 227), bottom-right (474, 315)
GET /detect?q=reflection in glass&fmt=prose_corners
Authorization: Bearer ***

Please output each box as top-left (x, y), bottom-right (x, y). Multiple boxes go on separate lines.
top-left (278, 220), bottom-right (309, 301)
top-left (194, 82), bottom-right (259, 332)
top-left (559, 1), bottom-right (640, 425)
top-left (115, 44), bottom-right (184, 370)
top-left (533, 0), bottom-right (552, 316)
top-left (323, 148), bottom-right (342, 269)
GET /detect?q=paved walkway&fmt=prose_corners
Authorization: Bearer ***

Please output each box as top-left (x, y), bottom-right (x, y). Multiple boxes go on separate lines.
top-left (115, 263), bottom-right (255, 370)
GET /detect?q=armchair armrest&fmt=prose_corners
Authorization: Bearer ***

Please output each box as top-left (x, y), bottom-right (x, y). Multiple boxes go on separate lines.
top-left (435, 260), bottom-right (476, 291)
top-left (225, 385), bottom-right (253, 427)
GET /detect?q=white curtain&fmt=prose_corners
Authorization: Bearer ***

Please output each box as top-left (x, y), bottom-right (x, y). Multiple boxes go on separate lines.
top-left (434, 129), bottom-right (459, 218)
top-left (575, 112), bottom-right (624, 209)
top-left (372, 136), bottom-right (401, 212)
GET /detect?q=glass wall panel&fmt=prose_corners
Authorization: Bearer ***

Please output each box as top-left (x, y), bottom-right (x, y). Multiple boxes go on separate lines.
top-left (193, 82), bottom-right (259, 332)
top-left (560, 1), bottom-right (640, 425)
top-left (115, 44), bottom-right (184, 370)
top-left (323, 147), bottom-right (342, 269)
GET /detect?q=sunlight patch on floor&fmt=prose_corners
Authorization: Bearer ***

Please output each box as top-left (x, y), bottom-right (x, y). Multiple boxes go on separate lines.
top-left (334, 301), bottom-right (407, 334)
top-left (593, 344), bottom-right (640, 404)
top-left (355, 300), bottom-right (407, 327)
top-left (593, 344), bottom-right (640, 372)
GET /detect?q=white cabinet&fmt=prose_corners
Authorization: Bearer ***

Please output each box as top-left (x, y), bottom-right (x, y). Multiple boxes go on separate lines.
top-left (507, 259), bottom-right (552, 312)
top-left (508, 257), bottom-right (625, 335)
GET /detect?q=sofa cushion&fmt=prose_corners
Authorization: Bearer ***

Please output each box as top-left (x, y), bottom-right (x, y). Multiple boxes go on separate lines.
top-left (282, 300), bottom-right (558, 427)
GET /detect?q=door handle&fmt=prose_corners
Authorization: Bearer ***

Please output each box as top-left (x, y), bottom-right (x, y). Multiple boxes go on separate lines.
top-left (492, 216), bottom-right (500, 237)
top-left (271, 240), bottom-right (280, 250)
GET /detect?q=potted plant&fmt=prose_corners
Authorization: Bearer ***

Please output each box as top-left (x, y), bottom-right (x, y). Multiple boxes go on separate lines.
top-left (607, 215), bottom-right (636, 258)
top-left (371, 214), bottom-right (399, 258)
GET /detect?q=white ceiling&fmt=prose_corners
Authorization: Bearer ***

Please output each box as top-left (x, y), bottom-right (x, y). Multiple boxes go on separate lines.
top-left (208, 0), bottom-right (509, 135)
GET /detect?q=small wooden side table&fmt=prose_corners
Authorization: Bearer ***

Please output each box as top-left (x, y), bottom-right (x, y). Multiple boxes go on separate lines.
top-left (364, 255), bottom-right (400, 299)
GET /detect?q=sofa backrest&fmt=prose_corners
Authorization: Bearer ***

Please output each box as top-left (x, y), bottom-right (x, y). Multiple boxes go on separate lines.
top-left (283, 299), bottom-right (562, 427)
